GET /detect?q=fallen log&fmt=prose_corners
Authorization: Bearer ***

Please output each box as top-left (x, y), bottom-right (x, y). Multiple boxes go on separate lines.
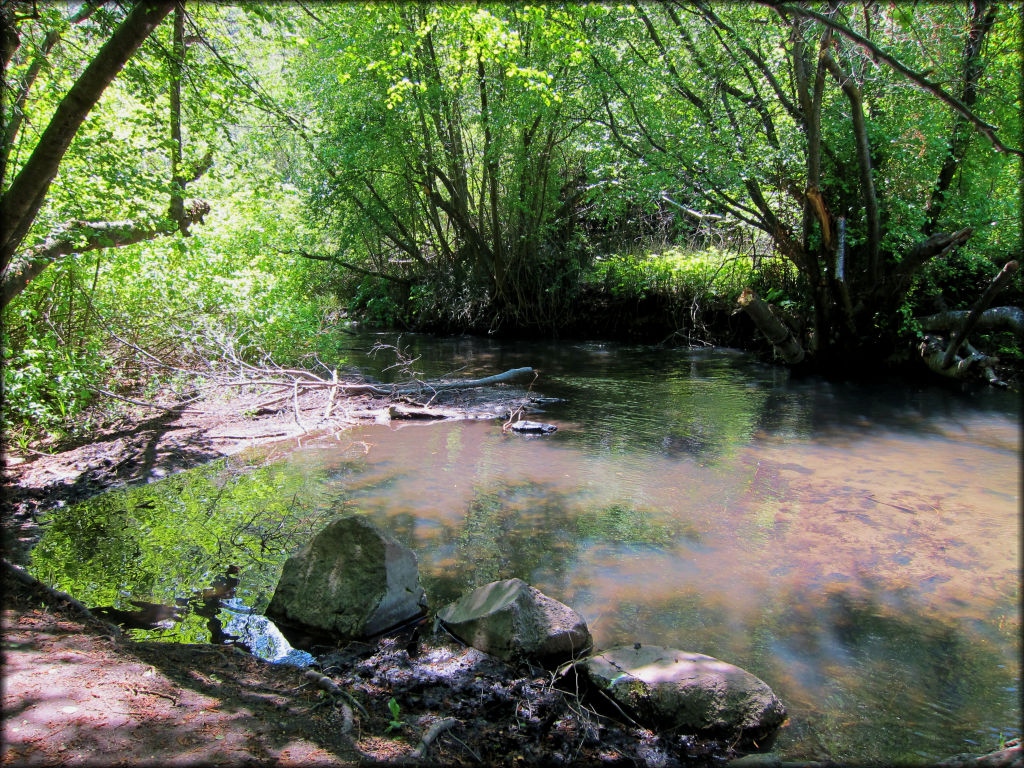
top-left (736, 288), bottom-right (806, 364)
top-left (917, 306), bottom-right (1023, 336)
top-left (919, 335), bottom-right (1003, 384)
top-left (941, 261), bottom-right (1018, 369)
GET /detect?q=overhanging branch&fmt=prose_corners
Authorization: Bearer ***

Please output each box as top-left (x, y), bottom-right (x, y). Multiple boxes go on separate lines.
top-left (0, 203), bottom-right (209, 311)
top-left (766, 1), bottom-right (1023, 157)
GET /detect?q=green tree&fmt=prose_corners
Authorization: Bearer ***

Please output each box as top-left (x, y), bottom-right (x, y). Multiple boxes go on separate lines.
top-left (1, 3), bottom-right (325, 435)
top-left (0, 1), bottom-right (190, 309)
top-left (296, 3), bottom-right (600, 331)
top-left (591, 1), bottom-right (1021, 369)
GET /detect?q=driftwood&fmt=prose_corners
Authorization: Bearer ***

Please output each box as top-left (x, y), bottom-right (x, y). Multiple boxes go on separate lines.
top-left (917, 306), bottom-right (1023, 336)
top-left (736, 288), bottom-right (806, 364)
top-left (940, 260), bottom-right (1018, 368)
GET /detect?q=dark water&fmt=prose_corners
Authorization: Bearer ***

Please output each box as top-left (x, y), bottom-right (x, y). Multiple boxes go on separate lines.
top-left (30, 331), bottom-right (1020, 764)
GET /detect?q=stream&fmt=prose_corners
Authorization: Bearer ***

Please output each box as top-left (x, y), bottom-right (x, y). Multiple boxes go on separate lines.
top-left (28, 331), bottom-right (1020, 764)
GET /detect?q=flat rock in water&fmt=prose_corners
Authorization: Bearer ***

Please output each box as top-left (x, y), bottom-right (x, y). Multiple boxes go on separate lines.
top-left (437, 578), bottom-right (591, 664)
top-left (266, 515), bottom-right (426, 642)
top-left (578, 645), bottom-right (786, 743)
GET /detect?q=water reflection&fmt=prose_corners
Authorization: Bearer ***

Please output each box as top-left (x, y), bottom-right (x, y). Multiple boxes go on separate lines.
top-left (28, 335), bottom-right (1020, 763)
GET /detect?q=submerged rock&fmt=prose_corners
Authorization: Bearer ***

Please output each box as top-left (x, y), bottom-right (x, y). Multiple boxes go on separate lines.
top-left (437, 578), bottom-right (591, 664)
top-left (265, 515), bottom-right (426, 642)
top-left (577, 645), bottom-right (786, 744)
top-left (507, 420), bottom-right (558, 434)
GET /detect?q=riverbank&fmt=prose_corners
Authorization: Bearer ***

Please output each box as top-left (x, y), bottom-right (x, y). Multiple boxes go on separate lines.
top-left (1, 377), bottom-right (544, 565)
top-left (3, 539), bottom-right (739, 767)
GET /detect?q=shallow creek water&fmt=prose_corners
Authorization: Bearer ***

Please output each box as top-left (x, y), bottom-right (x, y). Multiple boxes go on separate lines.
top-left (30, 332), bottom-right (1020, 764)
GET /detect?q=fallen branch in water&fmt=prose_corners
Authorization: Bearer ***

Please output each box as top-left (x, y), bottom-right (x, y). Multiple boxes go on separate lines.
top-left (736, 288), bottom-right (806, 365)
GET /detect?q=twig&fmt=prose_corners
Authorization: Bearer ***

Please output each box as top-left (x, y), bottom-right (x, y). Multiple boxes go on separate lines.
top-left (445, 732), bottom-right (482, 763)
top-left (133, 688), bottom-right (178, 704)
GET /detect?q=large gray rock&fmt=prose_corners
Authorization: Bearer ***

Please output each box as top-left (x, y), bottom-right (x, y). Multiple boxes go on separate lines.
top-left (579, 645), bottom-right (786, 741)
top-left (266, 515), bottom-right (426, 641)
top-left (437, 578), bottom-right (591, 664)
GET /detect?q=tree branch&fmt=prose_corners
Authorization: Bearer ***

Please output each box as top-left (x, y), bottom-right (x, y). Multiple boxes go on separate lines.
top-left (941, 260), bottom-right (1018, 368)
top-left (821, 52), bottom-right (881, 280)
top-left (766, 1), bottom-right (1023, 157)
top-left (0, 1), bottom-right (176, 269)
top-left (1, 205), bottom-right (208, 311)
top-left (277, 247), bottom-right (412, 285)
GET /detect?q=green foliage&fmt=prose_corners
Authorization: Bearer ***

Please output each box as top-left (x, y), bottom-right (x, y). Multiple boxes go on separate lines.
top-left (583, 247), bottom-right (754, 308)
top-left (911, 250), bottom-right (1009, 314)
top-left (349, 277), bottom-right (407, 329)
top-left (385, 697), bottom-right (404, 733)
top-left (28, 455), bottom-right (338, 641)
top-left (575, 503), bottom-right (682, 547)
top-left (1, 5), bottom-right (340, 441)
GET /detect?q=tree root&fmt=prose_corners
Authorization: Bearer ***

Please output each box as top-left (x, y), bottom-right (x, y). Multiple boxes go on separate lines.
top-left (409, 717), bottom-right (459, 760)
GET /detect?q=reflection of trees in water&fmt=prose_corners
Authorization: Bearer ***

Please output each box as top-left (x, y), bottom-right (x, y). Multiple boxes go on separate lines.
top-left (604, 579), bottom-right (1019, 763)
top-left (752, 374), bottom-right (1022, 443)
top-left (553, 374), bottom-right (766, 463)
top-left (395, 482), bottom-right (699, 611)
top-left (422, 482), bottom-right (581, 606)
top-left (29, 455), bottom-right (338, 639)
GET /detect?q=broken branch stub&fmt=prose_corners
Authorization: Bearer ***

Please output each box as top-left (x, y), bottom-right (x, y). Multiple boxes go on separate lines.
top-left (736, 288), bottom-right (806, 365)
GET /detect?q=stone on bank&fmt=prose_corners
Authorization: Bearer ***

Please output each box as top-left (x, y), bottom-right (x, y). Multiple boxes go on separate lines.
top-left (577, 645), bottom-right (786, 743)
top-left (265, 515), bottom-right (426, 642)
top-left (437, 578), bottom-right (592, 664)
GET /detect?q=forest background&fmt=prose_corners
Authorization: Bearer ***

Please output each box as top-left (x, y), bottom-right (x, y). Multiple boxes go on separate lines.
top-left (2, 0), bottom-right (1021, 450)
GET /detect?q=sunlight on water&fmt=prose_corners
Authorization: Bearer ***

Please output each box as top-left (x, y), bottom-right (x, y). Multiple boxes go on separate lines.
top-left (31, 335), bottom-right (1020, 764)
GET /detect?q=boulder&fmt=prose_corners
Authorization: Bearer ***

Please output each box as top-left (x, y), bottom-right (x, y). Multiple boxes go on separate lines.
top-left (265, 515), bottom-right (426, 642)
top-left (437, 578), bottom-right (591, 664)
top-left (578, 645), bottom-right (786, 742)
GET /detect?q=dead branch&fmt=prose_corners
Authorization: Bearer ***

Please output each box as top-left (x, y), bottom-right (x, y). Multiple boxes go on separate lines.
top-left (941, 261), bottom-right (1018, 368)
top-left (736, 288), bottom-right (806, 364)
top-left (409, 717), bottom-right (459, 760)
top-left (917, 306), bottom-right (1023, 336)
top-left (88, 387), bottom-right (206, 414)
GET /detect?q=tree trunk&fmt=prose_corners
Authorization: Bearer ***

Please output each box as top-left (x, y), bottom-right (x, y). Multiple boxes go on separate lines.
top-left (0, 1), bottom-right (175, 273)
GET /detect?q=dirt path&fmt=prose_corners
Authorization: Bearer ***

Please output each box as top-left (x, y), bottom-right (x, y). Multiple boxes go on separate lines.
top-left (3, 565), bottom-right (361, 766)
